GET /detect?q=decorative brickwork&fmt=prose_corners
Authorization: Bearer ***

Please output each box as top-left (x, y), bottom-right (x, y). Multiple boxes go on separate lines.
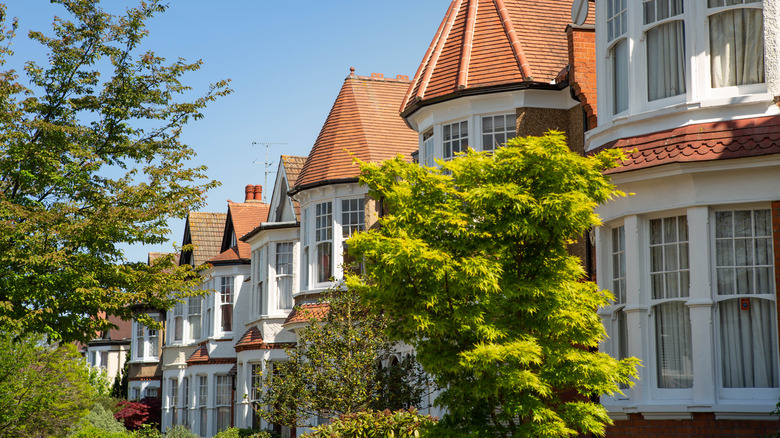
top-left (605, 413), bottom-right (778, 437)
top-left (566, 24), bottom-right (597, 130)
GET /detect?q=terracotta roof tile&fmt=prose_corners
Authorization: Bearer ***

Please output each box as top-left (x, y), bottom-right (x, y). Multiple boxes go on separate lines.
top-left (185, 212), bottom-right (227, 266)
top-left (234, 326), bottom-right (264, 352)
top-left (282, 303), bottom-right (330, 326)
top-left (293, 71), bottom-right (418, 190)
top-left (211, 201), bottom-right (270, 263)
top-left (281, 155), bottom-right (306, 220)
top-left (402, 0), bottom-right (573, 115)
top-left (186, 345), bottom-right (209, 365)
top-left (593, 115), bottom-right (780, 174)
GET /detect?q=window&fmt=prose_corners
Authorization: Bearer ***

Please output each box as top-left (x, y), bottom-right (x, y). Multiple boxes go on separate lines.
top-left (650, 216), bottom-right (692, 389)
top-left (250, 364), bottom-right (263, 429)
top-left (302, 208), bottom-right (310, 291)
top-left (481, 114), bottom-right (514, 151)
top-left (198, 376), bottom-right (208, 436)
top-left (182, 377), bottom-right (189, 427)
top-left (255, 246), bottom-right (267, 315)
top-left (607, 0), bottom-right (628, 113)
top-left (130, 387), bottom-right (140, 401)
top-left (134, 316), bottom-right (160, 361)
top-left (708, 0), bottom-right (764, 88)
top-left (611, 226), bottom-right (629, 388)
top-left (422, 129), bottom-right (434, 166)
top-left (443, 121), bottom-right (468, 160)
top-left (643, 0), bottom-right (686, 101)
top-left (220, 277), bottom-right (234, 332)
top-left (170, 378), bottom-right (179, 426)
top-left (276, 242), bottom-right (294, 309)
top-left (715, 209), bottom-right (778, 388)
top-left (143, 386), bottom-right (159, 399)
top-left (315, 202), bottom-right (333, 283)
top-left (173, 302), bottom-right (184, 342)
top-left (341, 198), bottom-right (365, 274)
top-left (215, 375), bottom-right (231, 433)
top-left (188, 297), bottom-right (202, 341)
top-left (99, 351), bottom-right (108, 369)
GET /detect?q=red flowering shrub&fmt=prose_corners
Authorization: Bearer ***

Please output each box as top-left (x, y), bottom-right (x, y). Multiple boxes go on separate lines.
top-left (114, 397), bottom-right (161, 431)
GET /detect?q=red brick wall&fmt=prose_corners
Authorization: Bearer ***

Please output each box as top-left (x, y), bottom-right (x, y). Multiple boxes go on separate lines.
top-left (566, 25), bottom-right (597, 130)
top-left (606, 413), bottom-right (779, 437)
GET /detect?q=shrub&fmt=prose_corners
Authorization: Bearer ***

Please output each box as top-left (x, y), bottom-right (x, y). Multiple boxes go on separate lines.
top-left (211, 428), bottom-right (279, 438)
top-left (164, 425), bottom-right (198, 438)
top-left (68, 398), bottom-right (128, 436)
top-left (115, 397), bottom-right (162, 431)
top-left (302, 409), bottom-right (437, 438)
top-left (69, 425), bottom-right (133, 438)
top-left (133, 424), bottom-right (163, 438)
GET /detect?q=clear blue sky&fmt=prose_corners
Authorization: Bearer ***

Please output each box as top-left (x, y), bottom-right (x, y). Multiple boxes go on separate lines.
top-left (7, 0), bottom-right (447, 262)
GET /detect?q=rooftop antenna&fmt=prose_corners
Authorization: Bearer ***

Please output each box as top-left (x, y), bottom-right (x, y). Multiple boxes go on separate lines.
top-left (252, 141), bottom-right (288, 203)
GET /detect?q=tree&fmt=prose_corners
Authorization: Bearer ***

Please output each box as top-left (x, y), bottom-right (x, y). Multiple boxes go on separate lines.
top-left (0, 0), bottom-right (229, 342)
top-left (346, 132), bottom-right (639, 438)
top-left (0, 332), bottom-right (96, 437)
top-left (111, 350), bottom-right (131, 399)
top-left (257, 287), bottom-right (429, 429)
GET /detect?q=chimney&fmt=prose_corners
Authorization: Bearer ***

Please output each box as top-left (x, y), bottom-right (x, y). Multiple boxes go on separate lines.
top-left (253, 185), bottom-right (263, 202)
top-left (245, 185), bottom-right (255, 201)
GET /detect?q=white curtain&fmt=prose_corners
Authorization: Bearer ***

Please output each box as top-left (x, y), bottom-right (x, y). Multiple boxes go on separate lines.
top-left (710, 8), bottom-right (764, 87)
top-left (647, 20), bottom-right (686, 100)
top-left (720, 298), bottom-right (778, 387)
top-left (655, 301), bottom-right (693, 388)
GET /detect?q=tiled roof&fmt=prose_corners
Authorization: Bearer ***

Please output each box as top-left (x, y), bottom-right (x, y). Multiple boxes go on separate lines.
top-left (234, 326), bottom-right (264, 352)
top-left (402, 0), bottom-right (575, 115)
top-left (281, 155), bottom-right (306, 220)
top-left (185, 212), bottom-right (226, 266)
top-left (293, 70), bottom-right (418, 191)
top-left (594, 115), bottom-right (780, 174)
top-left (282, 303), bottom-right (330, 326)
top-left (186, 345), bottom-right (209, 365)
top-left (211, 201), bottom-right (270, 263)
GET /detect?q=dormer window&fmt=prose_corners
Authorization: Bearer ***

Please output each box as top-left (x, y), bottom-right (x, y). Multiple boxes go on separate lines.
top-left (607, 0), bottom-right (628, 114)
top-left (643, 0), bottom-right (686, 101)
top-left (708, 0), bottom-right (764, 88)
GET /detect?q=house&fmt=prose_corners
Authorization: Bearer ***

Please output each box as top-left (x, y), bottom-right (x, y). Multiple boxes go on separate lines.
top-left (583, 0), bottom-right (780, 436)
top-left (82, 313), bottom-right (132, 382)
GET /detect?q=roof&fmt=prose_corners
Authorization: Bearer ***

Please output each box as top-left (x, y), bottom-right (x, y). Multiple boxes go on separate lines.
top-left (292, 70), bottom-right (419, 192)
top-left (281, 155), bottom-right (306, 220)
top-left (186, 345), bottom-right (210, 365)
top-left (211, 200), bottom-right (270, 264)
top-left (401, 0), bottom-right (576, 116)
top-left (183, 212), bottom-right (226, 266)
top-left (594, 115), bottom-right (780, 174)
top-left (234, 326), bottom-right (264, 352)
top-left (282, 303), bottom-right (330, 326)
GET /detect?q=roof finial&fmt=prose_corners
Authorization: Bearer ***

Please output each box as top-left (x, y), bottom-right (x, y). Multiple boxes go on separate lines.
top-left (349, 66), bottom-right (356, 76)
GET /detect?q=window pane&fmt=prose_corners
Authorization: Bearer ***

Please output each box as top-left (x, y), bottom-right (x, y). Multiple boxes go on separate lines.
top-left (720, 298), bottom-right (778, 387)
top-left (710, 8), bottom-right (764, 87)
top-left (647, 20), bottom-right (686, 101)
top-left (655, 301), bottom-right (693, 388)
top-left (716, 211), bottom-right (733, 237)
top-left (317, 242), bottom-right (332, 283)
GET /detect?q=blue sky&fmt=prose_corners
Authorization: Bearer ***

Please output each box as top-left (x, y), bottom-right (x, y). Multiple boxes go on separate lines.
top-left (7, 0), bottom-right (447, 262)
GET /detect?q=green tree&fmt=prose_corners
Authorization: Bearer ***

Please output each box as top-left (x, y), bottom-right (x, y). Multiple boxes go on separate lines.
top-left (0, 0), bottom-right (229, 342)
top-left (347, 132), bottom-right (639, 438)
top-left (0, 332), bottom-right (96, 437)
top-left (111, 350), bottom-right (131, 399)
top-left (257, 287), bottom-right (429, 429)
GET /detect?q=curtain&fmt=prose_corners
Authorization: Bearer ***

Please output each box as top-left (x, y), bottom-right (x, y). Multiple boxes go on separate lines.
top-left (720, 298), bottom-right (778, 387)
top-left (710, 8), bottom-right (764, 87)
top-left (613, 39), bottom-right (629, 113)
top-left (647, 20), bottom-right (686, 100)
top-left (655, 301), bottom-right (693, 388)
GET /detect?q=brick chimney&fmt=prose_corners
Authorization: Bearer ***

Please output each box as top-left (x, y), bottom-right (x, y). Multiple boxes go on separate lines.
top-left (253, 185), bottom-right (263, 202)
top-left (245, 185), bottom-right (255, 201)
top-left (567, 16), bottom-right (597, 130)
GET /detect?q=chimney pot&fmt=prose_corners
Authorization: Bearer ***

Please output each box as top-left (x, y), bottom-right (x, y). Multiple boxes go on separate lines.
top-left (254, 185), bottom-right (263, 202)
top-left (245, 185), bottom-right (255, 201)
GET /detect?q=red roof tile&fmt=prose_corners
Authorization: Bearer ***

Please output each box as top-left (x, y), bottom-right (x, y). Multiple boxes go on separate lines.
top-left (281, 155), bottom-right (306, 220)
top-left (186, 346), bottom-right (209, 365)
top-left (293, 71), bottom-right (418, 191)
top-left (282, 303), bottom-right (330, 326)
top-left (402, 0), bottom-right (574, 116)
top-left (211, 200), bottom-right (270, 264)
top-left (183, 212), bottom-right (227, 266)
top-left (594, 115), bottom-right (780, 174)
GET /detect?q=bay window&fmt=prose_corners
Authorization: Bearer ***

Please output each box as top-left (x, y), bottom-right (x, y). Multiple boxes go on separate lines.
top-left (443, 121), bottom-right (468, 160)
top-left (708, 0), bottom-right (764, 88)
top-left (607, 0), bottom-right (628, 114)
top-left (481, 114), bottom-right (514, 151)
top-left (714, 209), bottom-right (777, 388)
top-left (170, 378), bottom-right (179, 425)
top-left (315, 202), bottom-right (333, 283)
top-left (341, 198), bottom-right (365, 274)
top-left (610, 226), bottom-right (629, 387)
top-left (215, 375), bottom-right (231, 433)
top-left (198, 376), bottom-right (208, 436)
top-left (188, 297), bottom-right (202, 341)
top-left (133, 315), bottom-right (159, 361)
top-left (219, 276), bottom-right (234, 333)
top-left (643, 0), bottom-right (686, 101)
top-left (173, 302), bottom-right (184, 342)
top-left (255, 246), bottom-right (267, 316)
top-left (276, 242), bottom-right (294, 309)
top-left (182, 377), bottom-right (189, 428)
top-left (422, 129), bottom-right (434, 166)
top-left (301, 208), bottom-right (310, 291)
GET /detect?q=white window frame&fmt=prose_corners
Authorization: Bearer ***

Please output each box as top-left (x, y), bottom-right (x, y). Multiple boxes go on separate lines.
top-left (169, 377), bottom-right (179, 426)
top-left (275, 242), bottom-right (294, 310)
top-left (301, 207), bottom-right (310, 292)
top-left (421, 129), bottom-right (434, 166)
top-left (479, 113), bottom-right (515, 151)
top-left (442, 120), bottom-right (469, 160)
top-left (219, 276), bottom-right (234, 334)
top-left (198, 375), bottom-right (208, 436)
top-left (314, 202), bottom-right (333, 286)
top-left (173, 301), bottom-right (184, 343)
top-left (132, 314), bottom-right (160, 362)
top-left (340, 197), bottom-right (365, 275)
top-left (606, 0), bottom-right (629, 116)
top-left (214, 374), bottom-right (231, 434)
top-left (188, 296), bottom-right (202, 342)
top-left (254, 245), bottom-right (268, 317)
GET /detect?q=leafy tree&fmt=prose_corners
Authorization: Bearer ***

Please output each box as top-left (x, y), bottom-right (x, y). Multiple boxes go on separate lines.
top-left (0, 0), bottom-right (229, 342)
top-left (302, 409), bottom-right (437, 438)
top-left (112, 351), bottom-right (131, 399)
top-left (257, 287), bottom-right (429, 429)
top-left (347, 132), bottom-right (639, 437)
top-left (0, 332), bottom-right (95, 437)
top-left (115, 397), bottom-right (161, 431)
top-left (87, 364), bottom-right (113, 397)
top-left (68, 396), bottom-right (128, 437)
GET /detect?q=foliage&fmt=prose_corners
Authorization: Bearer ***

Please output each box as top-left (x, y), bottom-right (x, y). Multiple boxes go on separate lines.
top-left (132, 424), bottom-right (162, 438)
top-left (88, 364), bottom-right (113, 397)
top-left (112, 351), bottom-right (131, 399)
top-left (68, 396), bottom-right (127, 436)
top-left (162, 425), bottom-right (197, 438)
top-left (0, 0), bottom-right (230, 342)
top-left (69, 425), bottom-right (132, 438)
top-left (213, 428), bottom-right (279, 438)
top-left (115, 397), bottom-right (161, 431)
top-left (257, 287), bottom-right (429, 429)
top-left (0, 332), bottom-right (95, 438)
top-left (302, 409), bottom-right (437, 438)
top-left (372, 354), bottom-right (431, 412)
top-left (347, 132), bottom-right (639, 437)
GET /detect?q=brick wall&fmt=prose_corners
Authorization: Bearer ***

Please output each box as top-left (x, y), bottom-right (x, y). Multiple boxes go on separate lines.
top-left (605, 413), bottom-right (778, 437)
top-left (566, 25), bottom-right (597, 130)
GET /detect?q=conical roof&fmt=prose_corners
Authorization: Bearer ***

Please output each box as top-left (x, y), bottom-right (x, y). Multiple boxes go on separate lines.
top-left (401, 0), bottom-right (573, 116)
top-left (292, 70), bottom-right (418, 192)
